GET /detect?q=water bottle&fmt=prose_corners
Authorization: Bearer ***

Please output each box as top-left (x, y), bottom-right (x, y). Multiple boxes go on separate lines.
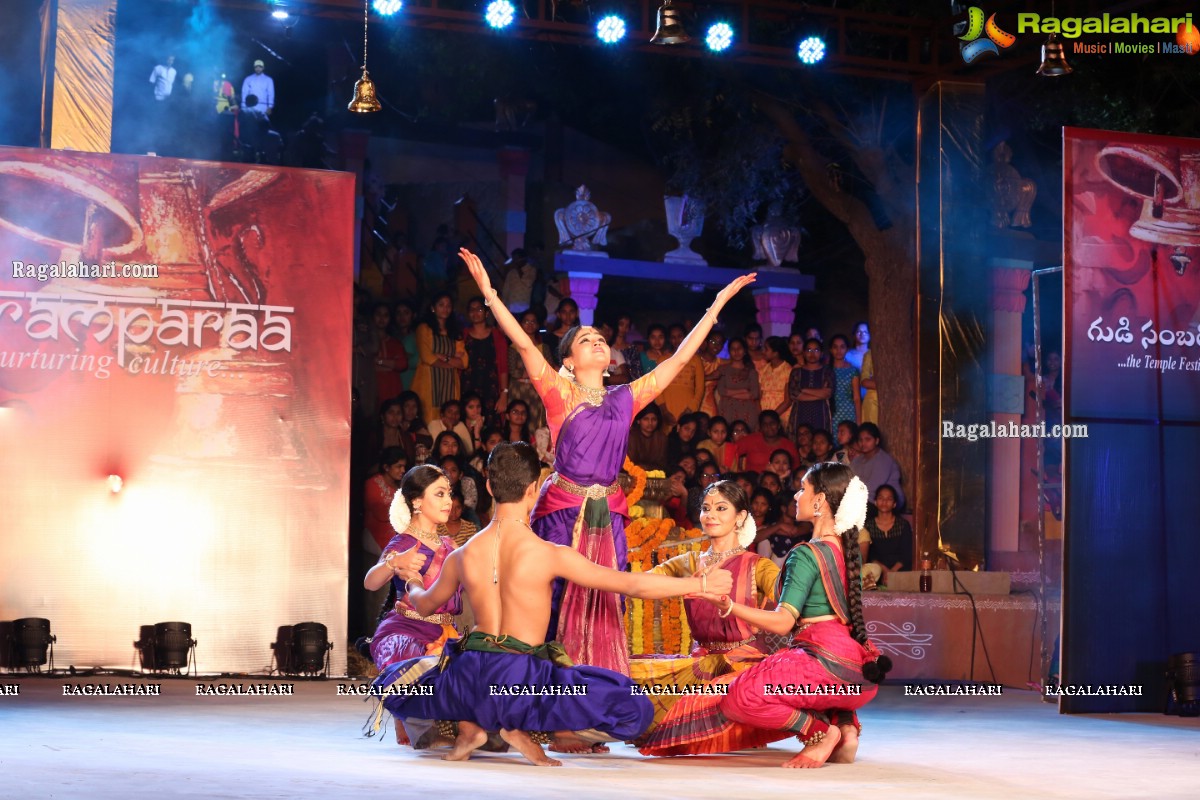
top-left (919, 553), bottom-right (933, 593)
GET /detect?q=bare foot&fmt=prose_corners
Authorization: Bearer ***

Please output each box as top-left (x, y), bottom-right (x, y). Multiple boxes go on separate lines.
top-left (590, 743), bottom-right (610, 754)
top-left (549, 732), bottom-right (594, 754)
top-left (394, 720), bottom-right (410, 747)
top-left (500, 729), bottom-right (563, 767)
top-left (828, 724), bottom-right (858, 764)
top-left (782, 725), bottom-right (841, 769)
top-left (443, 721), bottom-right (488, 762)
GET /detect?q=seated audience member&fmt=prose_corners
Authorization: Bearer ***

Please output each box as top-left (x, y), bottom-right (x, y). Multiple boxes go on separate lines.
top-left (667, 412), bottom-right (701, 465)
top-left (628, 403), bottom-right (669, 472)
top-left (767, 448), bottom-right (794, 486)
top-left (808, 429), bottom-right (836, 466)
top-left (858, 485), bottom-right (913, 585)
top-left (833, 420), bottom-right (860, 465)
top-left (696, 415), bottom-right (737, 471)
top-left (850, 422), bottom-right (905, 510)
top-left (428, 399), bottom-right (474, 456)
top-left (442, 489), bottom-right (479, 548)
top-left (733, 411), bottom-right (798, 473)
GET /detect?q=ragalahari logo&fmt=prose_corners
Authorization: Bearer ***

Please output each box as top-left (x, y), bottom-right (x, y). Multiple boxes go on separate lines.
top-left (956, 7), bottom-right (1017, 63)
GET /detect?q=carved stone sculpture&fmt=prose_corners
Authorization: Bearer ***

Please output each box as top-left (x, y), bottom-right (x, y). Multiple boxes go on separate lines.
top-left (663, 195), bottom-right (706, 264)
top-left (990, 141), bottom-right (1037, 229)
top-left (751, 202), bottom-right (802, 267)
top-left (554, 185), bottom-right (610, 257)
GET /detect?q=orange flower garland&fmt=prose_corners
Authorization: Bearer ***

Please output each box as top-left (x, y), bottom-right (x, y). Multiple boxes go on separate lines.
top-left (623, 457), bottom-right (647, 507)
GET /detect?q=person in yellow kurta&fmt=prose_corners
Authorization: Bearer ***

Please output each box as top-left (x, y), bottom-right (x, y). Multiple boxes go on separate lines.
top-left (860, 350), bottom-right (878, 425)
top-left (410, 292), bottom-right (468, 423)
top-left (656, 323), bottom-right (706, 429)
top-left (630, 481), bottom-right (779, 736)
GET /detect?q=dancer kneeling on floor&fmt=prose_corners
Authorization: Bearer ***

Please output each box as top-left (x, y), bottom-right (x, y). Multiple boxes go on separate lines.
top-left (640, 462), bottom-right (891, 768)
top-left (379, 441), bottom-right (734, 766)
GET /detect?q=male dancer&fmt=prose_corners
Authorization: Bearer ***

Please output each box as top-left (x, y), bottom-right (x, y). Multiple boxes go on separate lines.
top-left (390, 442), bottom-right (732, 765)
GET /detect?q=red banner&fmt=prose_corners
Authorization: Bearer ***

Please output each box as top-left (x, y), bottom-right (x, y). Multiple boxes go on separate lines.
top-left (1065, 128), bottom-right (1200, 422)
top-left (0, 148), bottom-right (353, 673)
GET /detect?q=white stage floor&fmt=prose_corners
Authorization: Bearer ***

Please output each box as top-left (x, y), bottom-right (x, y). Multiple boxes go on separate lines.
top-left (2, 677), bottom-right (1198, 799)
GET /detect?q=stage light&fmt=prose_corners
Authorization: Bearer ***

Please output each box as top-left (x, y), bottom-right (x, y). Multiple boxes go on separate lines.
top-left (135, 622), bottom-right (196, 673)
top-left (485, 0), bottom-right (516, 30)
top-left (11, 618), bottom-right (55, 671)
top-left (372, 0), bottom-right (402, 15)
top-left (272, 622), bottom-right (333, 676)
top-left (107, 474), bottom-right (123, 493)
top-left (596, 15), bottom-right (627, 44)
top-left (705, 22), bottom-right (734, 53)
top-left (271, 9), bottom-right (289, 19)
top-left (797, 36), bottom-right (826, 64)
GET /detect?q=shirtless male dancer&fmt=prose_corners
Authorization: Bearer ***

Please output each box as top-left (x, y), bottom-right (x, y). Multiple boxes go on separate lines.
top-left (397, 441), bottom-right (733, 766)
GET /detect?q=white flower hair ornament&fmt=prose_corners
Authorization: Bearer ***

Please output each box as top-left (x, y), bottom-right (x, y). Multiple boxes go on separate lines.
top-left (389, 492), bottom-right (412, 536)
top-left (834, 476), bottom-right (869, 534)
top-left (737, 514), bottom-right (758, 549)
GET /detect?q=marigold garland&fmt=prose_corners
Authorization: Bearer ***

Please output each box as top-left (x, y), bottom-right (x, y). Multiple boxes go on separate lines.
top-left (623, 457), bottom-right (647, 507)
top-left (626, 525), bottom-right (715, 655)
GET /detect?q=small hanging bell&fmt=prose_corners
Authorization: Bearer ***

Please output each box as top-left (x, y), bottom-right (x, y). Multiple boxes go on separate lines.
top-left (348, 69), bottom-right (382, 113)
top-left (650, 0), bottom-right (690, 45)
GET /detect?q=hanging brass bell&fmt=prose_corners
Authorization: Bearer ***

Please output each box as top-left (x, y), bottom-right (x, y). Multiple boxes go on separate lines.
top-left (348, 69), bottom-right (382, 113)
top-left (650, 0), bottom-right (690, 45)
top-left (1036, 34), bottom-right (1073, 77)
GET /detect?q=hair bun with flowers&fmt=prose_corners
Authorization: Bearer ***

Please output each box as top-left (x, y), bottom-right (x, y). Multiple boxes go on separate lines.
top-left (834, 476), bottom-right (869, 534)
top-left (737, 514), bottom-right (757, 549)
top-left (389, 492), bottom-right (413, 535)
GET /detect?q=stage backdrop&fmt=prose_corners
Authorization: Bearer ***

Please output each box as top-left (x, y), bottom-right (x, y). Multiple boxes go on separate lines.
top-left (0, 146), bottom-right (353, 674)
top-left (1063, 128), bottom-right (1200, 712)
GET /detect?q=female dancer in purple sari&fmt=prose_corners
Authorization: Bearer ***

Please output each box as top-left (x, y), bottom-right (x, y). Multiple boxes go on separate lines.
top-left (362, 465), bottom-right (463, 673)
top-left (460, 249), bottom-right (755, 674)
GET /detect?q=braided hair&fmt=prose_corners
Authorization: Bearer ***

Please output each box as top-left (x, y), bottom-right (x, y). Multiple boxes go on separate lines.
top-left (805, 462), bottom-right (893, 684)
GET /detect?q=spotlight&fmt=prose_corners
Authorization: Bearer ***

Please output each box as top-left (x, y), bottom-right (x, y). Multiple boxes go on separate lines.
top-left (485, 0), bottom-right (516, 30)
top-left (596, 14), bottom-right (627, 44)
top-left (272, 622), bottom-right (333, 677)
top-left (271, 9), bottom-right (289, 20)
top-left (107, 474), bottom-right (123, 493)
top-left (372, 0), bottom-right (402, 15)
top-left (797, 36), bottom-right (826, 64)
top-left (135, 622), bottom-right (196, 674)
top-left (705, 22), bottom-right (734, 53)
top-left (10, 618), bottom-right (55, 672)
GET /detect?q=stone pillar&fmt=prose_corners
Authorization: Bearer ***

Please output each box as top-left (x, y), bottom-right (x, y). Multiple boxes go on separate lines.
top-left (753, 287), bottom-right (799, 337)
top-left (989, 258), bottom-right (1033, 553)
top-left (565, 270), bottom-right (603, 326)
top-left (497, 147), bottom-right (530, 256)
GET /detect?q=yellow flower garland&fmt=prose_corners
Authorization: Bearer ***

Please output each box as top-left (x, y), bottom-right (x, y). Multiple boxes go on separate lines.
top-left (623, 457), bottom-right (647, 507)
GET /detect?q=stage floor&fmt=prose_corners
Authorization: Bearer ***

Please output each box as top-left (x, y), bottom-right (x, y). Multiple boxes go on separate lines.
top-left (2, 677), bottom-right (1198, 799)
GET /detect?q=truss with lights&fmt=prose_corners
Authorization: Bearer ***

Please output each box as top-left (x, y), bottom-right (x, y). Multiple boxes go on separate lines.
top-left (258, 0), bottom-right (961, 81)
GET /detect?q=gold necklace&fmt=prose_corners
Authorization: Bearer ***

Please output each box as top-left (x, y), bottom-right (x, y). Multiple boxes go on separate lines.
top-left (406, 523), bottom-right (442, 550)
top-left (490, 518), bottom-right (532, 583)
top-left (704, 545), bottom-right (746, 564)
top-left (572, 379), bottom-right (606, 407)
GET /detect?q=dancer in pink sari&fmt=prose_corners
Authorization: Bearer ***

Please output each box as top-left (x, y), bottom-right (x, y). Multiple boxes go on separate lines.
top-left (641, 463), bottom-right (891, 767)
top-left (460, 248), bottom-right (755, 674)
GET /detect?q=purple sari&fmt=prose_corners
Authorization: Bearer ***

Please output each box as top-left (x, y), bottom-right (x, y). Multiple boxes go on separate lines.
top-left (369, 533), bottom-right (463, 669)
top-left (530, 367), bottom-right (658, 676)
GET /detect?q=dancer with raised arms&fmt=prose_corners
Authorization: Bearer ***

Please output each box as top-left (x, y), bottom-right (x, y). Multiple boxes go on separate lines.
top-left (459, 247), bottom-right (755, 674)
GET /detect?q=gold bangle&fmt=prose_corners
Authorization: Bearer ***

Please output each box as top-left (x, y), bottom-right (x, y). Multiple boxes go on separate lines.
top-left (718, 599), bottom-right (734, 619)
top-left (405, 578), bottom-right (423, 594)
top-left (700, 573), bottom-right (708, 594)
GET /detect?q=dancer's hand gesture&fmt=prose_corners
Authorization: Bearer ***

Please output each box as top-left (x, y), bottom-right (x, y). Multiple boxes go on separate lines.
top-left (460, 248), bottom-right (493, 297)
